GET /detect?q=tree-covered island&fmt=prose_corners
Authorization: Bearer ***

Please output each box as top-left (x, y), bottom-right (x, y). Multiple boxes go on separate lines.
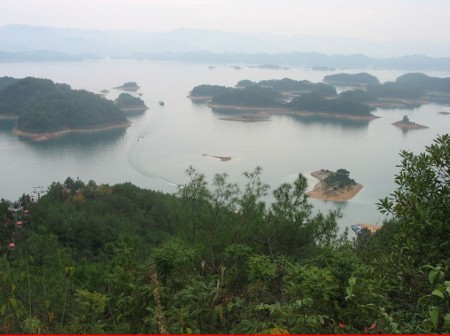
top-left (189, 78), bottom-right (377, 120)
top-left (114, 81), bottom-right (140, 91)
top-left (115, 93), bottom-right (148, 114)
top-left (0, 77), bottom-right (130, 141)
top-left (190, 73), bottom-right (449, 121)
top-left (308, 169), bottom-right (363, 201)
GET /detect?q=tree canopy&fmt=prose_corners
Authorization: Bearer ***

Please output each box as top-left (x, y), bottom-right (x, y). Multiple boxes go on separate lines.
top-left (0, 137), bottom-right (449, 332)
top-left (0, 77), bottom-right (128, 133)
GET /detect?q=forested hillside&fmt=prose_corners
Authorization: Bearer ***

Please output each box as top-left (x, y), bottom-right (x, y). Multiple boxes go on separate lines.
top-left (0, 77), bottom-right (128, 133)
top-left (0, 135), bottom-right (449, 333)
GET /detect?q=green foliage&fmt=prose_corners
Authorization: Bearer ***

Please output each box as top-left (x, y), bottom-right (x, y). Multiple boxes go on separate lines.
top-left (212, 86), bottom-right (281, 107)
top-left (115, 93), bottom-right (146, 108)
top-left (324, 72), bottom-right (381, 86)
top-left (189, 84), bottom-right (230, 97)
top-left (0, 135), bottom-right (448, 333)
top-left (377, 134), bottom-right (450, 264)
top-left (0, 77), bottom-right (127, 133)
top-left (339, 89), bottom-right (377, 103)
top-left (324, 168), bottom-right (357, 188)
top-left (288, 92), bottom-right (374, 115)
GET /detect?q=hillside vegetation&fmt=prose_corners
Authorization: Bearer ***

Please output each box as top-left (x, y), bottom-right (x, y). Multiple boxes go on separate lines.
top-left (0, 135), bottom-right (449, 333)
top-left (0, 77), bottom-right (128, 133)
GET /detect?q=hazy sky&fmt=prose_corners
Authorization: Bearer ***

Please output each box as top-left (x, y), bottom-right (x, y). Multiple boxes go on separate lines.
top-left (1, 0), bottom-right (449, 44)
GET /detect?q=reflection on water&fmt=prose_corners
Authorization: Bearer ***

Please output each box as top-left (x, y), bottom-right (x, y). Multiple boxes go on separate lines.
top-left (25, 128), bottom-right (127, 153)
top-left (291, 114), bottom-right (371, 130)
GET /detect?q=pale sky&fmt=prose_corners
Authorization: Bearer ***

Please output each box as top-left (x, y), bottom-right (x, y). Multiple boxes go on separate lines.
top-left (0, 0), bottom-right (449, 44)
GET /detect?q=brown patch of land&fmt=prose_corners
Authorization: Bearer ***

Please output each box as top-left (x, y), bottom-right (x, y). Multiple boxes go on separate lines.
top-left (392, 121), bottom-right (428, 129)
top-left (13, 122), bottom-right (131, 142)
top-left (359, 223), bottom-right (382, 233)
top-left (202, 154), bottom-right (232, 162)
top-left (307, 170), bottom-right (363, 202)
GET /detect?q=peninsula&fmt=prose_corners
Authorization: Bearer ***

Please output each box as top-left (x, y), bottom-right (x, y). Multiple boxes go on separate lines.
top-left (0, 77), bottom-right (130, 141)
top-left (307, 169), bottom-right (363, 202)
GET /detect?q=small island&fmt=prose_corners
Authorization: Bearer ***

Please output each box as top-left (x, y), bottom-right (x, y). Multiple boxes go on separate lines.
top-left (307, 169), bottom-right (363, 202)
top-left (392, 115), bottom-right (428, 130)
top-left (202, 154), bottom-right (232, 162)
top-left (0, 77), bottom-right (130, 141)
top-left (114, 81), bottom-right (140, 92)
top-left (115, 93), bottom-right (148, 114)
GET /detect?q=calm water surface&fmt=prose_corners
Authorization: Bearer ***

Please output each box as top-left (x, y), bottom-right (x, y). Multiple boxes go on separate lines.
top-left (1, 60), bottom-right (449, 230)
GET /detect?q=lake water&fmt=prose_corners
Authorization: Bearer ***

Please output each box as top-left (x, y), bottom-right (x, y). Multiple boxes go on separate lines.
top-left (1, 60), bottom-right (449, 230)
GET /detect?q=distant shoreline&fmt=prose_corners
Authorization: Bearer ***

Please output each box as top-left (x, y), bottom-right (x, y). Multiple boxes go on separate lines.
top-left (208, 103), bottom-right (379, 121)
top-left (307, 170), bottom-right (363, 202)
top-left (13, 122), bottom-right (131, 141)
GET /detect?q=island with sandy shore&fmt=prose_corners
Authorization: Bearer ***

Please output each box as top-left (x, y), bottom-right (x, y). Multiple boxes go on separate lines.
top-left (392, 115), bottom-right (428, 130)
top-left (115, 93), bottom-right (148, 114)
top-left (0, 77), bottom-right (130, 141)
top-left (307, 169), bottom-right (363, 202)
top-left (190, 79), bottom-right (379, 121)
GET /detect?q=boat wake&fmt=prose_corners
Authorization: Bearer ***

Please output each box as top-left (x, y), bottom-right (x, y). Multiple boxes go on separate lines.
top-left (127, 114), bottom-right (182, 189)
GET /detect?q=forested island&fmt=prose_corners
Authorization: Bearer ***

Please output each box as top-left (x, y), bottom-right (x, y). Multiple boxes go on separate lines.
top-left (0, 77), bottom-right (130, 140)
top-left (115, 93), bottom-right (148, 114)
top-left (190, 73), bottom-right (450, 120)
top-left (323, 72), bottom-right (381, 86)
top-left (189, 78), bottom-right (377, 121)
top-left (0, 135), bottom-right (449, 333)
top-left (114, 81), bottom-right (140, 91)
top-left (308, 169), bottom-right (363, 201)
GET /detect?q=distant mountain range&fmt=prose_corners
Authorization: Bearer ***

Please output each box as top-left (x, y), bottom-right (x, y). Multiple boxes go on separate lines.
top-left (0, 24), bottom-right (449, 70)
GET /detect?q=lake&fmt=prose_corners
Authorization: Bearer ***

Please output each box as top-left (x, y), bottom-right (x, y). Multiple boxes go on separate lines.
top-left (1, 60), bottom-right (449, 231)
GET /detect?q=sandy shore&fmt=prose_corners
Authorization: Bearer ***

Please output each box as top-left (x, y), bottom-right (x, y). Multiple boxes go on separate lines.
top-left (13, 122), bottom-right (131, 141)
top-left (392, 120), bottom-right (428, 129)
top-left (208, 104), bottom-right (379, 121)
top-left (307, 170), bottom-right (363, 202)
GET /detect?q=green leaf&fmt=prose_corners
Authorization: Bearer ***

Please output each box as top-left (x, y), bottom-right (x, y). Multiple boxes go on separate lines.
top-left (429, 307), bottom-right (439, 329)
top-left (443, 313), bottom-right (450, 329)
top-left (429, 270), bottom-right (437, 285)
top-left (432, 289), bottom-right (445, 299)
top-left (9, 298), bottom-right (18, 310)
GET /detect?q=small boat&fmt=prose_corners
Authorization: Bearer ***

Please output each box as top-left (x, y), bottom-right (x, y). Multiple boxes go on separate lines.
top-left (159, 101), bottom-right (165, 106)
